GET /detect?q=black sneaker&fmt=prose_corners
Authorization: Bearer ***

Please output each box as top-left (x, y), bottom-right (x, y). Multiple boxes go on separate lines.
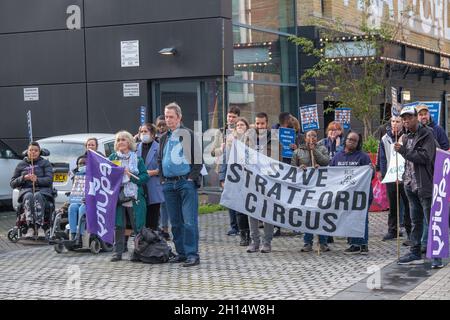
top-left (398, 253), bottom-right (424, 265)
top-left (382, 233), bottom-right (396, 241)
top-left (344, 245), bottom-right (361, 255)
top-left (360, 245), bottom-right (369, 255)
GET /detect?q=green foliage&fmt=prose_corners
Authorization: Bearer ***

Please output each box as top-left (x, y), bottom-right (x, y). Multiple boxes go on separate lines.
top-left (362, 135), bottom-right (379, 154)
top-left (288, 10), bottom-right (402, 139)
top-left (199, 203), bottom-right (226, 215)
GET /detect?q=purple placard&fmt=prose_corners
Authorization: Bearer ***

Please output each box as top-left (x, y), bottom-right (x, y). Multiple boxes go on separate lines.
top-left (85, 150), bottom-right (124, 244)
top-left (426, 149), bottom-right (450, 259)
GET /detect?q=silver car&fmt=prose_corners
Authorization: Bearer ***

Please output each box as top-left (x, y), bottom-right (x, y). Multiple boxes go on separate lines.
top-left (0, 140), bottom-right (21, 205)
top-left (12, 133), bottom-right (115, 210)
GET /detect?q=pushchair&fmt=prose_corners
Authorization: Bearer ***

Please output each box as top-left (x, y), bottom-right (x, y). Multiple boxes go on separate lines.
top-left (50, 198), bottom-right (113, 254)
top-left (7, 190), bottom-right (57, 243)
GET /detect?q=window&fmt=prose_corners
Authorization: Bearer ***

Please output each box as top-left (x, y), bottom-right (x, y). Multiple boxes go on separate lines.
top-left (232, 0), bottom-right (296, 33)
top-left (104, 141), bottom-right (115, 158)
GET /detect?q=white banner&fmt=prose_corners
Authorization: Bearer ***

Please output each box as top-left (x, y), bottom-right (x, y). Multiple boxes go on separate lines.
top-left (382, 144), bottom-right (405, 184)
top-left (220, 141), bottom-right (372, 238)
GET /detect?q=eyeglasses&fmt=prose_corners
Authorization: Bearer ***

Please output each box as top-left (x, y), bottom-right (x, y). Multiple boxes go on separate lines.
top-left (347, 138), bottom-right (359, 142)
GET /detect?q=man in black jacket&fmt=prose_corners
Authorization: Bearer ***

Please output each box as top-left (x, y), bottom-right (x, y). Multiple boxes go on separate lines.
top-left (395, 106), bottom-right (442, 268)
top-left (158, 102), bottom-right (203, 267)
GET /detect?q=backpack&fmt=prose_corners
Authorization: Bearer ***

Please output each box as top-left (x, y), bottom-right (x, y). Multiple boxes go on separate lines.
top-left (131, 228), bottom-right (173, 264)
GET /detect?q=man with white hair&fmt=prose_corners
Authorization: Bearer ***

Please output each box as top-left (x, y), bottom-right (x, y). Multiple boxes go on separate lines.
top-left (158, 102), bottom-right (203, 267)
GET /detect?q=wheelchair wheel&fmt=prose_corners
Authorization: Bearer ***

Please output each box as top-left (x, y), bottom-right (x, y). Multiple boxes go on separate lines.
top-left (101, 241), bottom-right (114, 252)
top-left (7, 229), bottom-right (18, 243)
top-left (90, 238), bottom-right (102, 254)
top-left (54, 243), bottom-right (64, 254)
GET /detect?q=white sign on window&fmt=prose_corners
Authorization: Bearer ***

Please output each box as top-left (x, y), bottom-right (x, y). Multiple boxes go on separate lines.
top-left (24, 88), bottom-right (39, 101)
top-left (123, 83), bottom-right (140, 97)
top-left (121, 40), bottom-right (140, 67)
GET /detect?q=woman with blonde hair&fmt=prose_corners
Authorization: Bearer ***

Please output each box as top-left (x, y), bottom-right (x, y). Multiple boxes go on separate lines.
top-left (109, 130), bottom-right (149, 261)
top-left (318, 121), bottom-right (343, 159)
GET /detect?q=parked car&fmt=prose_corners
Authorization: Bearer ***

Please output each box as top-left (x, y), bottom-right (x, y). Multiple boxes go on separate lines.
top-left (0, 140), bottom-right (21, 205)
top-left (12, 133), bottom-right (115, 210)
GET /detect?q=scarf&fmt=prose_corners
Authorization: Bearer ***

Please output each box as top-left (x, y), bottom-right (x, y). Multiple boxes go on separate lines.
top-left (116, 151), bottom-right (139, 200)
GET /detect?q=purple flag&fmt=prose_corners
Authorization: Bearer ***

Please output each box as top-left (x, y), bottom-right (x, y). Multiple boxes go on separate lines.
top-left (85, 150), bottom-right (124, 244)
top-left (427, 149), bottom-right (450, 259)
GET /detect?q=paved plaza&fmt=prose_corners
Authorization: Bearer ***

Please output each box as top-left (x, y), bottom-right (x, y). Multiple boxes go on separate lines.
top-left (0, 210), bottom-right (448, 300)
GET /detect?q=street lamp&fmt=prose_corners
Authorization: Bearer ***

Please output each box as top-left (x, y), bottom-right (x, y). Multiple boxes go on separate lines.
top-left (158, 47), bottom-right (177, 55)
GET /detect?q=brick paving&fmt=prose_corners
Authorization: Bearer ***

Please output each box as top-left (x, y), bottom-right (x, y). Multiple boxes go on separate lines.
top-left (0, 210), bottom-right (418, 300)
top-left (401, 265), bottom-right (450, 300)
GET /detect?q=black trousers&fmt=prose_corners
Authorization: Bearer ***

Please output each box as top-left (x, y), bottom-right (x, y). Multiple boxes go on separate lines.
top-left (146, 203), bottom-right (161, 230)
top-left (386, 182), bottom-right (412, 234)
top-left (236, 212), bottom-right (249, 232)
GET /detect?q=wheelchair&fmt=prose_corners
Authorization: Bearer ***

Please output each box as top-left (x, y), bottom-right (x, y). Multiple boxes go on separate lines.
top-left (50, 193), bottom-right (113, 254)
top-left (7, 190), bottom-right (57, 243)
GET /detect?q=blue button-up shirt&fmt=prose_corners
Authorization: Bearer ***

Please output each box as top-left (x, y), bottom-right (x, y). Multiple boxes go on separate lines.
top-left (162, 128), bottom-right (191, 177)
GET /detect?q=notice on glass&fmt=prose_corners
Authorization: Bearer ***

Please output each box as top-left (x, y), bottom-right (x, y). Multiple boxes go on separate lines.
top-left (121, 40), bottom-right (140, 67)
top-left (123, 83), bottom-right (140, 97)
top-left (24, 88), bottom-right (39, 101)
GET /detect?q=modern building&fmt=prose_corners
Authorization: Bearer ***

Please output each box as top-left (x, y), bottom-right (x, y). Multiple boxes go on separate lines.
top-left (1, 0), bottom-right (450, 188)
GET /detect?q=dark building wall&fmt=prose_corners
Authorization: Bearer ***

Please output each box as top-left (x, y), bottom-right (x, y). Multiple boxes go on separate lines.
top-left (84, 0), bottom-right (231, 26)
top-left (0, 0), bottom-right (232, 153)
top-left (0, 0), bottom-right (83, 33)
top-left (0, 30), bottom-right (86, 86)
top-left (0, 83), bottom-right (87, 153)
top-left (85, 18), bottom-right (233, 82)
top-left (87, 81), bottom-right (149, 133)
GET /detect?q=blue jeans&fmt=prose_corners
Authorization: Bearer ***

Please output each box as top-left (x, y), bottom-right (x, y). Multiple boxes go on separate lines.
top-left (163, 179), bottom-right (199, 260)
top-left (228, 209), bottom-right (239, 232)
top-left (405, 188), bottom-right (432, 256)
top-left (421, 217), bottom-right (428, 247)
top-left (68, 203), bottom-right (86, 235)
top-left (159, 202), bottom-right (170, 229)
top-left (350, 211), bottom-right (369, 246)
top-left (304, 233), bottom-right (328, 245)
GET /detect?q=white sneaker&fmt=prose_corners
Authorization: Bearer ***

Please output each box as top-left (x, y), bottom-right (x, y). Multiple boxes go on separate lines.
top-left (37, 227), bottom-right (46, 238)
top-left (25, 227), bottom-right (35, 238)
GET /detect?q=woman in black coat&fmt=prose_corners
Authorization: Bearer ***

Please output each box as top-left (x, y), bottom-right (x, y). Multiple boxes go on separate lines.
top-left (10, 142), bottom-right (53, 237)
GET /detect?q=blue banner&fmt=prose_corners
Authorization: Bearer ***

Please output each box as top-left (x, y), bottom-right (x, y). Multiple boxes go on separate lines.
top-left (279, 127), bottom-right (296, 159)
top-left (140, 106), bottom-right (147, 125)
top-left (335, 108), bottom-right (351, 130)
top-left (299, 104), bottom-right (319, 132)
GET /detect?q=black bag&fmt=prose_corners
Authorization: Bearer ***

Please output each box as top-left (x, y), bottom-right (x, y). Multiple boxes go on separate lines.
top-left (118, 187), bottom-right (134, 204)
top-left (131, 228), bottom-right (173, 264)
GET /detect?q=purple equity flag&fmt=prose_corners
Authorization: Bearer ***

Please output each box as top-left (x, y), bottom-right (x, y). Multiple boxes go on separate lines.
top-left (85, 150), bottom-right (124, 244)
top-left (426, 149), bottom-right (450, 259)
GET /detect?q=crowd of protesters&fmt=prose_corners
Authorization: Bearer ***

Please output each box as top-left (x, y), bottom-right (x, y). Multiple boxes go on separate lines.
top-left (11, 101), bottom-right (448, 269)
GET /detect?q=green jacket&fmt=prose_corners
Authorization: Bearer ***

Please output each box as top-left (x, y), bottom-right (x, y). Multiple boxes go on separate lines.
top-left (108, 152), bottom-right (149, 231)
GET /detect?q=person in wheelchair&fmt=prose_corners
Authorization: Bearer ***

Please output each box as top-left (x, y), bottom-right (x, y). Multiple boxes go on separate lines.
top-left (68, 156), bottom-right (87, 245)
top-left (10, 142), bottom-right (54, 238)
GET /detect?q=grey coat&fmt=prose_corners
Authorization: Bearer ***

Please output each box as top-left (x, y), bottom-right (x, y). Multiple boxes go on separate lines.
top-left (291, 145), bottom-right (330, 167)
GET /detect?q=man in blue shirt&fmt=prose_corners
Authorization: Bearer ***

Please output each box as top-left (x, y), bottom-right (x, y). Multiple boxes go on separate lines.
top-left (158, 102), bottom-right (203, 267)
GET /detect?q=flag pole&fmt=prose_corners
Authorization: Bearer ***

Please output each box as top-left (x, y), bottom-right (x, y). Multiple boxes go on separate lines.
top-left (395, 130), bottom-right (400, 261)
top-left (310, 148), bottom-right (320, 255)
top-left (221, 18), bottom-right (226, 143)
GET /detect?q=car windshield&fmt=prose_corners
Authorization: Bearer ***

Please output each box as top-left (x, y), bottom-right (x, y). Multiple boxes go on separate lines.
top-left (38, 142), bottom-right (85, 164)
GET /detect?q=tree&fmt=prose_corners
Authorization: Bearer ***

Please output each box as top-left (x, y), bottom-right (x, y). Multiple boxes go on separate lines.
top-left (290, 0), bottom-right (409, 139)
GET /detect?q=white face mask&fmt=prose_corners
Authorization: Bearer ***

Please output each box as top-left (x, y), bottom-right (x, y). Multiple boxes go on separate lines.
top-left (140, 134), bottom-right (153, 144)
